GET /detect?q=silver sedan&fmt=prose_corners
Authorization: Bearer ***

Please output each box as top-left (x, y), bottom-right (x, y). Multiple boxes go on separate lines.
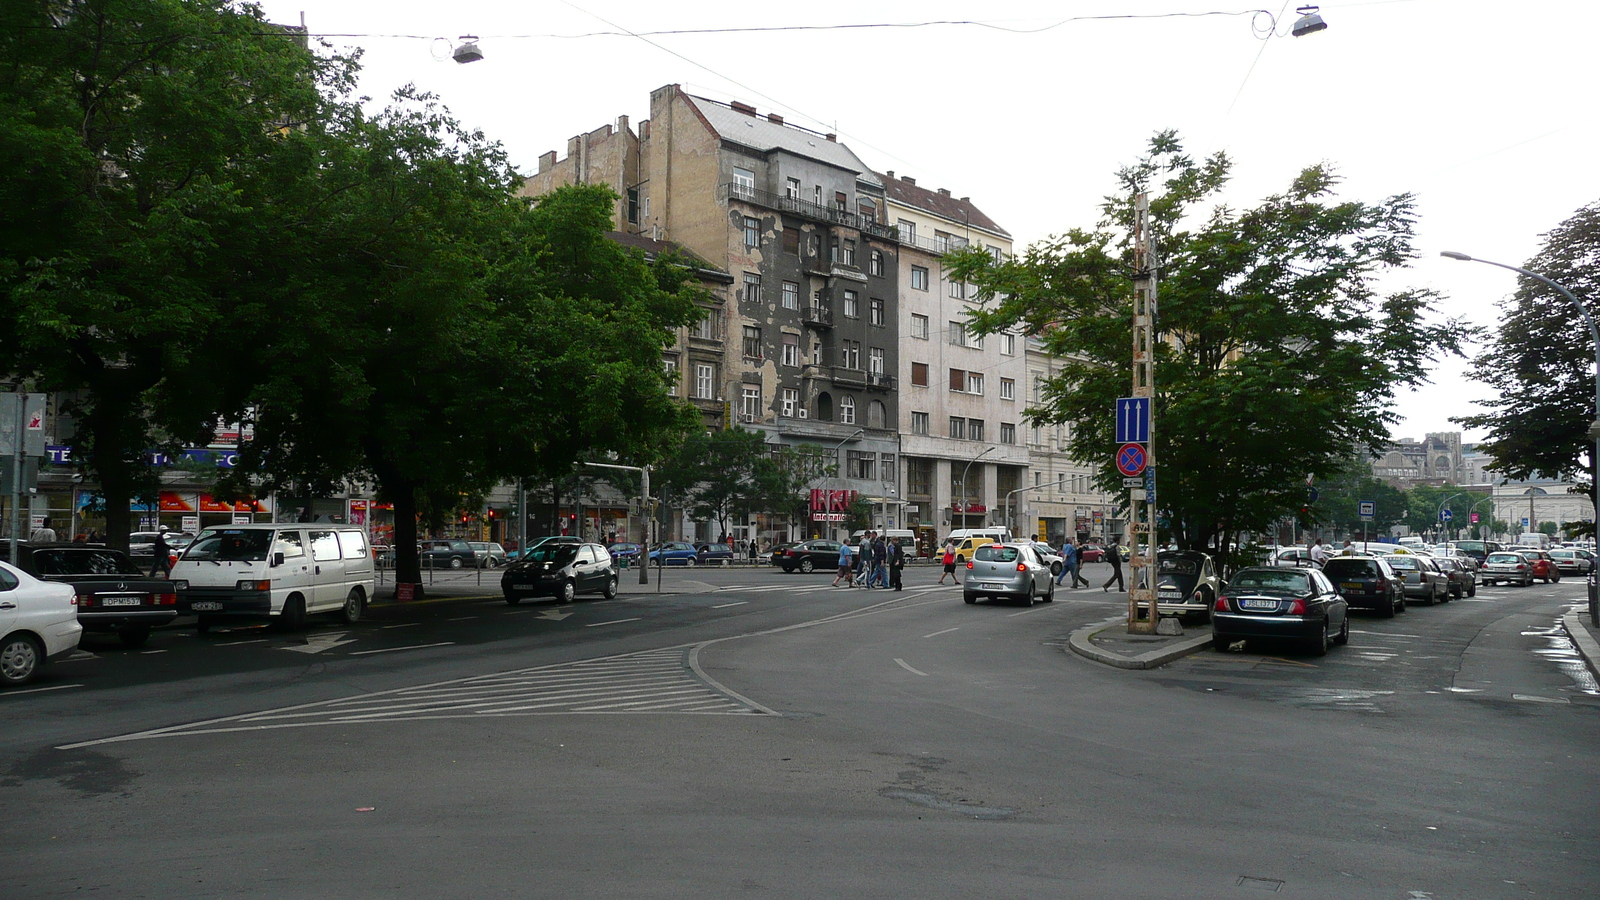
top-left (963, 543), bottom-right (1055, 606)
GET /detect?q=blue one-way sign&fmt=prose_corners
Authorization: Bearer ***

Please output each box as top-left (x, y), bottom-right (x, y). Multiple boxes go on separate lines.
top-left (1115, 397), bottom-right (1150, 444)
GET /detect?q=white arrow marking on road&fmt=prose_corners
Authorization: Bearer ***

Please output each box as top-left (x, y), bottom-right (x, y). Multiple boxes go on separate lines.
top-left (894, 658), bottom-right (928, 676)
top-left (280, 632), bottom-right (358, 654)
top-left (538, 610), bottom-right (574, 621)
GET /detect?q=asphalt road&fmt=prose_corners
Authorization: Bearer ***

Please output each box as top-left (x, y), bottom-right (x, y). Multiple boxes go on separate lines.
top-left (4, 563), bottom-right (1596, 899)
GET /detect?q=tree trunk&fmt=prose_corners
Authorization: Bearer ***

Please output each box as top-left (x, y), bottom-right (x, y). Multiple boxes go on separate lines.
top-left (389, 479), bottom-right (421, 594)
top-left (82, 387), bottom-right (143, 555)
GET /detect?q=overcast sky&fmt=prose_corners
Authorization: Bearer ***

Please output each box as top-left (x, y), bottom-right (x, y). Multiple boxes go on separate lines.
top-left (255, 0), bottom-right (1600, 445)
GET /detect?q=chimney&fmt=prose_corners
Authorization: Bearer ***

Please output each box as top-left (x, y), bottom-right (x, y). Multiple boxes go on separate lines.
top-left (616, 114), bottom-right (630, 133)
top-left (903, 176), bottom-right (916, 185)
top-left (538, 151), bottom-right (556, 174)
top-left (640, 119), bottom-right (651, 139)
top-left (885, 170), bottom-right (894, 179)
top-left (767, 113), bottom-right (784, 125)
top-left (960, 196), bottom-right (969, 202)
top-left (730, 100), bottom-right (757, 116)
top-left (567, 136), bottom-right (581, 157)
top-left (938, 188), bottom-right (951, 197)
top-left (825, 133), bottom-right (837, 142)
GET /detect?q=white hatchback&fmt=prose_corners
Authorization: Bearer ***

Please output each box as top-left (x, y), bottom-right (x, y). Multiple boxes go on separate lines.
top-left (1, 560), bottom-right (83, 687)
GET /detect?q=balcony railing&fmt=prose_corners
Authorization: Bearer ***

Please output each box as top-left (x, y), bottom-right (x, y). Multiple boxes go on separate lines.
top-left (723, 183), bottom-right (899, 240)
top-left (802, 304), bottom-right (834, 328)
top-left (866, 372), bottom-right (897, 391)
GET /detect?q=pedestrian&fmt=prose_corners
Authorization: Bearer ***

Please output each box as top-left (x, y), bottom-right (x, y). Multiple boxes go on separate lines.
top-left (1310, 538), bottom-right (1330, 568)
top-left (871, 535), bottom-right (888, 588)
top-left (831, 543), bottom-right (854, 587)
top-left (855, 532), bottom-right (871, 586)
top-left (748, 538), bottom-right (758, 563)
top-left (889, 539), bottom-right (905, 591)
top-left (1340, 539), bottom-right (1355, 556)
top-left (938, 539), bottom-right (959, 585)
top-left (29, 517), bottom-right (58, 542)
top-left (1103, 543), bottom-right (1125, 592)
top-left (149, 525), bottom-right (172, 578)
top-left (1070, 539), bottom-right (1090, 588)
top-left (1056, 537), bottom-right (1075, 586)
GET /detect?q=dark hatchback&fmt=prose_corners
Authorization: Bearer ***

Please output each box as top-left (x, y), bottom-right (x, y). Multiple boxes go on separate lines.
top-left (775, 540), bottom-right (847, 573)
top-left (1213, 566), bottom-right (1349, 656)
top-left (501, 542), bottom-right (618, 604)
top-left (1322, 555), bottom-right (1406, 617)
top-left (12, 542), bottom-right (177, 647)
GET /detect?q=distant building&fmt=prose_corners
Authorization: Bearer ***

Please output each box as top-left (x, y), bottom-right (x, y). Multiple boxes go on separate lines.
top-left (1370, 432), bottom-right (1468, 488)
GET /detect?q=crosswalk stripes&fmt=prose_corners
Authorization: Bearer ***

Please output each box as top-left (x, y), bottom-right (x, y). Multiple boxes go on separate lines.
top-left (58, 647), bottom-right (771, 749)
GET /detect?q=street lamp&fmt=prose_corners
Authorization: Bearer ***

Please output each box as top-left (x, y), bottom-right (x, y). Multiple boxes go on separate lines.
top-left (1435, 491), bottom-right (1469, 543)
top-left (1441, 251), bottom-right (1599, 555)
top-left (957, 446), bottom-right (996, 530)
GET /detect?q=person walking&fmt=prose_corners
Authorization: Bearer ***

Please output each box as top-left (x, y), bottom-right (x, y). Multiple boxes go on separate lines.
top-left (149, 526), bottom-right (172, 578)
top-left (1309, 538), bottom-right (1330, 569)
top-left (1102, 543), bottom-right (1125, 592)
top-left (831, 542), bottom-right (855, 587)
top-left (29, 517), bottom-right (58, 542)
top-left (1056, 537), bottom-right (1076, 586)
top-left (938, 539), bottom-right (959, 585)
top-left (872, 535), bottom-right (889, 588)
top-left (889, 539), bottom-right (905, 591)
top-left (856, 532), bottom-right (872, 587)
top-left (1069, 539), bottom-right (1090, 588)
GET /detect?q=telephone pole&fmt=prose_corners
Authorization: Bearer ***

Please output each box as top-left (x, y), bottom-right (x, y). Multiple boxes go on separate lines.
top-left (1127, 193), bottom-right (1159, 634)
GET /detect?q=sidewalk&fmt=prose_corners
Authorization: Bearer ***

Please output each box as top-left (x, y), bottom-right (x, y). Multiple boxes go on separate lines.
top-left (1562, 608), bottom-right (1600, 681)
top-left (1068, 614), bottom-right (1213, 670)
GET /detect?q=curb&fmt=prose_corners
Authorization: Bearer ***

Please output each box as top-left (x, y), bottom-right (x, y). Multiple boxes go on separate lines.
top-left (1562, 613), bottom-right (1600, 681)
top-left (1068, 615), bottom-right (1214, 670)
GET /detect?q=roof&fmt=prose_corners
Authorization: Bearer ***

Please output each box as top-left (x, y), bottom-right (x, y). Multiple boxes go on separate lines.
top-left (685, 95), bottom-right (881, 186)
top-left (606, 231), bottom-right (734, 283)
top-left (877, 172), bottom-right (1010, 239)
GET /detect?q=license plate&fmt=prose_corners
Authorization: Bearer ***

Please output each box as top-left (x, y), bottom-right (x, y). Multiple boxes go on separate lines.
top-left (1341, 582), bottom-right (1363, 590)
top-left (1240, 598), bottom-right (1278, 610)
top-left (980, 583), bottom-right (1004, 591)
top-left (191, 601), bottom-right (224, 611)
top-left (1158, 590), bottom-right (1182, 599)
top-left (99, 596), bottom-right (144, 607)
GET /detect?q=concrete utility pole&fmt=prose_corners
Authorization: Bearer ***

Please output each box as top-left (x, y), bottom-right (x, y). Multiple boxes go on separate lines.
top-left (1128, 193), bottom-right (1159, 634)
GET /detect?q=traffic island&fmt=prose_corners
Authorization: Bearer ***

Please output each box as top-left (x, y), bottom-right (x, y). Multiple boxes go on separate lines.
top-left (1069, 614), bottom-right (1214, 670)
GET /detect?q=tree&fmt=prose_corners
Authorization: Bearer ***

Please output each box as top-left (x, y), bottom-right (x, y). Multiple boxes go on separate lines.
top-left (1457, 201), bottom-right (1600, 539)
top-left (946, 132), bottom-right (1472, 567)
top-left (0, 0), bottom-right (339, 550)
top-left (1400, 485), bottom-right (1489, 539)
top-left (1306, 462), bottom-right (1407, 536)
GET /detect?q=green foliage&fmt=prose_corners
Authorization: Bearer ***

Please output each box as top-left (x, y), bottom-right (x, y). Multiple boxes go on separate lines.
top-left (1306, 463), bottom-right (1407, 533)
top-left (1400, 485), bottom-right (1489, 537)
top-left (844, 495), bottom-right (874, 533)
top-left (946, 131), bottom-right (1473, 557)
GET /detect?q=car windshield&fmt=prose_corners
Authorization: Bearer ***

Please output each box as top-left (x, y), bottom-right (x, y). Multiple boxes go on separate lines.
top-left (975, 546), bottom-right (1019, 562)
top-left (31, 548), bottom-right (142, 576)
top-left (1230, 570), bottom-right (1310, 592)
top-left (1383, 556), bottom-right (1418, 570)
top-left (184, 529), bottom-right (273, 562)
top-left (1157, 558), bottom-right (1197, 575)
top-left (1487, 553), bottom-right (1522, 564)
top-left (1323, 560), bottom-right (1376, 577)
top-left (523, 547), bottom-right (578, 565)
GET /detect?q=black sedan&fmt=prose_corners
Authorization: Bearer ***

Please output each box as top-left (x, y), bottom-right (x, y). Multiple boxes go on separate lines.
top-left (12, 542), bottom-right (177, 647)
top-left (1154, 550), bottom-right (1220, 622)
top-left (774, 540), bottom-right (848, 573)
top-left (1213, 565), bottom-right (1349, 656)
top-left (501, 542), bottom-right (618, 604)
top-left (1322, 555), bottom-right (1406, 617)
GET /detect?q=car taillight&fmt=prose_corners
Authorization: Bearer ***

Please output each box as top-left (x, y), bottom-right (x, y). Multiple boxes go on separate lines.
top-left (156, 593), bottom-right (177, 606)
top-left (1288, 598), bottom-right (1307, 615)
top-left (1017, 562), bottom-right (1028, 572)
top-left (1215, 596), bottom-right (1228, 611)
top-left (786, 550), bottom-right (796, 556)
top-left (966, 561), bottom-right (974, 569)
top-left (76, 594), bottom-right (92, 607)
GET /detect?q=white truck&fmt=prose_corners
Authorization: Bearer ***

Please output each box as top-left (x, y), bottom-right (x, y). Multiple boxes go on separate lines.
top-left (172, 524), bottom-right (375, 632)
top-left (1517, 532), bottom-right (1551, 550)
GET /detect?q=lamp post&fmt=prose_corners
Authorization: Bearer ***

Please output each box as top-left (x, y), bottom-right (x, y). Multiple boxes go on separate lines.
top-left (1435, 491), bottom-right (1469, 543)
top-left (957, 446), bottom-right (996, 531)
top-left (1445, 251), bottom-right (1597, 621)
top-left (1468, 496), bottom-right (1494, 539)
top-left (1003, 483), bottom-right (1052, 535)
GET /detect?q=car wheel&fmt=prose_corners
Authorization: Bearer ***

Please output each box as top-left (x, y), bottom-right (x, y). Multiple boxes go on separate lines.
top-left (559, 580), bottom-right (576, 604)
top-left (1043, 581), bottom-right (1055, 603)
top-left (1396, 595), bottom-right (1406, 612)
top-left (0, 633), bottom-right (44, 687)
top-left (1420, 589), bottom-right (1435, 606)
top-left (963, 593), bottom-right (977, 605)
top-left (1051, 562), bottom-right (1062, 577)
top-left (488, 558), bottom-right (499, 569)
top-left (278, 595), bottom-right (307, 631)
top-left (1451, 583), bottom-right (1463, 600)
top-left (339, 589), bottom-right (365, 625)
top-left (1018, 585), bottom-right (1034, 607)
top-left (1468, 582), bottom-right (1476, 597)
top-left (196, 616), bottom-right (215, 634)
top-left (799, 559), bottom-right (815, 574)
top-left (449, 556), bottom-right (464, 570)
top-left (504, 593), bottom-right (521, 606)
top-left (118, 626), bottom-right (151, 649)
top-left (1212, 634), bottom-right (1235, 652)
top-left (1306, 619), bottom-right (1330, 657)
top-left (602, 577), bottom-right (618, 600)
top-left (1334, 614), bottom-right (1350, 646)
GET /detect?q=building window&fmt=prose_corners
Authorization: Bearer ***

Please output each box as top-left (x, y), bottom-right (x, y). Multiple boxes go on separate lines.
top-left (627, 188), bottom-right (640, 224)
top-left (732, 167), bottom-right (755, 196)
top-left (786, 177), bottom-right (801, 199)
top-left (843, 290), bottom-right (859, 318)
top-left (693, 308), bottom-right (721, 340)
top-left (949, 367), bottom-right (965, 391)
top-left (870, 249), bottom-right (884, 276)
top-left (967, 372), bottom-right (984, 395)
top-left (781, 280), bottom-right (799, 309)
top-left (911, 362), bottom-right (929, 386)
top-left (910, 266), bottom-right (929, 291)
top-left (948, 278), bottom-right (966, 300)
top-left (741, 385), bottom-right (761, 419)
top-left (840, 395), bottom-right (856, 425)
top-left (1000, 333), bottom-right (1015, 355)
top-left (744, 217), bottom-right (760, 250)
top-left (742, 271), bottom-right (761, 303)
top-left (868, 347), bottom-right (885, 375)
top-left (781, 388), bottom-right (799, 417)
top-left (695, 363), bottom-right (716, 400)
top-left (808, 234), bottom-right (821, 257)
top-left (782, 333), bottom-right (800, 367)
top-left (782, 227), bottom-right (800, 254)
top-left (948, 322), bottom-right (965, 346)
top-left (859, 198), bottom-right (877, 223)
top-left (897, 219), bottom-right (916, 242)
top-left (848, 449), bottom-right (874, 479)
top-left (1000, 377), bottom-right (1015, 400)
top-left (830, 236), bottom-right (839, 263)
top-left (842, 340), bottom-right (861, 369)
top-left (742, 326), bottom-right (762, 359)
top-left (1030, 425), bottom-right (1042, 446)
top-left (663, 356), bottom-right (679, 395)
top-left (1000, 422), bottom-right (1016, 444)
top-left (948, 417), bottom-right (966, 440)
top-left (813, 185), bottom-right (822, 206)
top-left (911, 314), bottom-right (929, 339)
top-left (968, 419), bottom-right (984, 442)
top-left (842, 239), bottom-right (856, 266)
top-left (868, 400), bottom-right (886, 429)
top-left (911, 412), bottom-right (929, 435)
top-left (869, 297), bottom-right (885, 326)
top-left (835, 191), bottom-right (848, 211)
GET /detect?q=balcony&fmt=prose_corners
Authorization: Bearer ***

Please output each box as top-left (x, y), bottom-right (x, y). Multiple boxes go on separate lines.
top-left (829, 366), bottom-right (868, 387)
top-left (723, 184), bottom-right (896, 239)
top-left (865, 372), bottom-right (897, 391)
top-left (803, 304), bottom-right (834, 328)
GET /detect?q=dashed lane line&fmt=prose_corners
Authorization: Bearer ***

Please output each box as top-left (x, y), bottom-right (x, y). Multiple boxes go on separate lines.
top-left (348, 642), bottom-right (455, 656)
top-left (923, 627), bottom-right (959, 638)
top-left (894, 658), bottom-right (929, 677)
top-left (587, 617), bottom-right (641, 628)
top-left (711, 601), bottom-right (749, 609)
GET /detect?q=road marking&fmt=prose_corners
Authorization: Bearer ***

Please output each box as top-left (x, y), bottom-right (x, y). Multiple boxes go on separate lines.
top-left (219, 639), bottom-right (268, 645)
top-left (349, 642), bottom-right (455, 656)
top-left (537, 610), bottom-right (574, 621)
top-left (447, 616), bottom-right (478, 621)
top-left (712, 601), bottom-right (748, 609)
top-left (1, 683), bottom-right (83, 697)
top-left (587, 617), bottom-right (641, 628)
top-left (1512, 694), bottom-right (1570, 704)
top-left (381, 622), bottom-right (420, 629)
top-left (281, 632), bottom-right (357, 655)
top-left (1007, 604), bottom-right (1066, 617)
top-left (1350, 631), bottom-right (1426, 638)
top-left (923, 627), bottom-right (959, 638)
top-left (894, 658), bottom-right (929, 676)
top-left (140, 649), bottom-right (168, 654)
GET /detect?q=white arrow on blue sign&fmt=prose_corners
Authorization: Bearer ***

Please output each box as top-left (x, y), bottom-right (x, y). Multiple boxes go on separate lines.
top-left (1440, 509), bottom-right (1453, 522)
top-left (1115, 397), bottom-right (1150, 444)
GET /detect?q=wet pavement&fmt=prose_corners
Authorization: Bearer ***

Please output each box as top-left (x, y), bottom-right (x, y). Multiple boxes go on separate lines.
top-left (1069, 613), bottom-right (1213, 669)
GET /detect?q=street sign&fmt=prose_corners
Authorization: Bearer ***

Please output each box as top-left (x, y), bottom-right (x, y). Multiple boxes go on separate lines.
top-left (1144, 468), bottom-right (1157, 507)
top-left (1114, 397), bottom-right (1150, 444)
top-left (1522, 517), bottom-right (1530, 529)
top-left (1440, 509), bottom-right (1454, 522)
top-left (1307, 488), bottom-right (1319, 503)
top-left (1115, 443), bottom-right (1147, 477)
top-left (1358, 500), bottom-right (1376, 520)
top-left (1470, 512), bottom-right (1479, 524)
top-left (1122, 477), bottom-right (1144, 487)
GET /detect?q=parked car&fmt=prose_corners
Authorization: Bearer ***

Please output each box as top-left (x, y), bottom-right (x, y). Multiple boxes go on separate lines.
top-left (501, 542), bottom-right (618, 604)
top-left (607, 542), bottom-right (644, 565)
top-left (1322, 555), bottom-right (1406, 617)
top-left (420, 539), bottom-right (476, 569)
top-left (694, 543), bottom-right (737, 565)
top-left (775, 540), bottom-right (846, 573)
top-left (174, 525), bottom-right (376, 631)
top-left (1549, 548), bottom-right (1593, 576)
top-left (1212, 565), bottom-right (1349, 656)
top-left (1154, 550), bottom-right (1221, 622)
top-left (1515, 549), bottom-right (1560, 583)
top-left (468, 542), bottom-right (508, 568)
top-left (648, 542), bottom-right (700, 566)
top-left (1032, 542), bottom-right (1065, 577)
top-left (1380, 554), bottom-right (1450, 605)
top-left (1078, 544), bottom-right (1106, 564)
top-left (10, 542), bottom-right (177, 647)
top-left (0, 560), bottom-right (84, 687)
top-left (963, 542), bottom-right (1055, 606)
top-left (1433, 556), bottom-right (1477, 599)
top-left (1452, 540), bottom-right (1502, 564)
top-left (1481, 551), bottom-right (1535, 586)
top-left (1271, 547), bottom-right (1322, 569)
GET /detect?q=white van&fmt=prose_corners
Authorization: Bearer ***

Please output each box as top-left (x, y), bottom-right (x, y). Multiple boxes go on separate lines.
top-left (1517, 532), bottom-right (1551, 550)
top-left (850, 529), bottom-right (917, 556)
top-left (946, 527), bottom-right (1011, 544)
top-left (173, 524), bottom-right (376, 631)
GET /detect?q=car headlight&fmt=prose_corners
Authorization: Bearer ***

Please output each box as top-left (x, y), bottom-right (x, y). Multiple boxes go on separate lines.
top-left (169, 579), bottom-right (189, 591)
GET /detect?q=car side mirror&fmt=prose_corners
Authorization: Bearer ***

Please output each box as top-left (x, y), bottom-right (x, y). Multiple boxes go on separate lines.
top-left (272, 552), bottom-right (285, 567)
